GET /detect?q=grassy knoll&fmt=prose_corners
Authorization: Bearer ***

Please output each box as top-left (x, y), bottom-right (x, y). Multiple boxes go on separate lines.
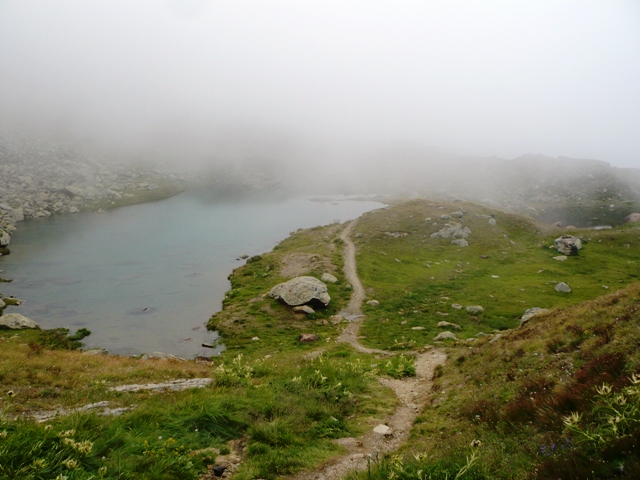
top-left (352, 200), bottom-right (639, 350)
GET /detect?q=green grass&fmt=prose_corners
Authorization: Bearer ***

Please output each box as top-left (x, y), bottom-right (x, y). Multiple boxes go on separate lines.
top-left (207, 222), bottom-right (352, 356)
top-left (348, 282), bottom-right (640, 479)
top-left (0, 341), bottom-right (394, 479)
top-left (351, 200), bottom-right (640, 350)
top-left (2, 198), bottom-right (640, 479)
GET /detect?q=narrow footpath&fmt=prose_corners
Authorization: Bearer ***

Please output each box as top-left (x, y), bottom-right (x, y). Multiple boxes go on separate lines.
top-left (289, 220), bottom-right (446, 480)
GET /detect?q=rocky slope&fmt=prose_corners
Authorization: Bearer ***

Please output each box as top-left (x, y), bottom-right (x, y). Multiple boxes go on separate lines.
top-left (0, 131), bottom-right (185, 250)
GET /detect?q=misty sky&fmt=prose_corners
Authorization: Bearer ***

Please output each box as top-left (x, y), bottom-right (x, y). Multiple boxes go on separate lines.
top-left (1, 1), bottom-right (639, 168)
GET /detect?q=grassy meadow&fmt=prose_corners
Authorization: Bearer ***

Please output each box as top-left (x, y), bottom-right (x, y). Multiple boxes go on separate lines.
top-left (1, 198), bottom-right (640, 479)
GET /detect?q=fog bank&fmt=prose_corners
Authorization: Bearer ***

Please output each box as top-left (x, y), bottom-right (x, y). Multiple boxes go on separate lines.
top-left (1, 1), bottom-right (639, 170)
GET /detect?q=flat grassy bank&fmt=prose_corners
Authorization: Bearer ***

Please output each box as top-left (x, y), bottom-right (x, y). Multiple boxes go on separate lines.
top-left (85, 181), bottom-right (186, 211)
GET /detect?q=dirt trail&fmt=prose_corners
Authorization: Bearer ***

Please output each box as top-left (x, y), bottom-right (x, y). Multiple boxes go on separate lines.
top-left (289, 220), bottom-right (447, 480)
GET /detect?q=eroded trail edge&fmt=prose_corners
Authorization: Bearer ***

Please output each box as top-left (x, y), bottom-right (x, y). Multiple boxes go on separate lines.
top-left (291, 220), bottom-right (447, 480)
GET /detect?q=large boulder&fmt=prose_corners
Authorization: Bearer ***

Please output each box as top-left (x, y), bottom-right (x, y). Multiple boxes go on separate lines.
top-left (623, 213), bottom-right (640, 223)
top-left (554, 235), bottom-right (582, 255)
top-left (63, 186), bottom-right (86, 198)
top-left (0, 313), bottom-right (39, 330)
top-left (269, 276), bottom-right (331, 306)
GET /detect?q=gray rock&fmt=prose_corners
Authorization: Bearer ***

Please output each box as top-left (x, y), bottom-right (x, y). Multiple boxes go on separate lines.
top-left (321, 273), bottom-right (338, 283)
top-left (554, 235), bottom-right (583, 255)
top-left (366, 300), bottom-right (380, 306)
top-left (373, 424), bottom-right (393, 436)
top-left (434, 331), bottom-right (457, 341)
top-left (13, 206), bottom-right (24, 222)
top-left (431, 222), bottom-right (470, 245)
top-left (466, 305), bottom-right (484, 314)
top-left (437, 321), bottom-right (461, 330)
top-left (520, 307), bottom-right (550, 325)
top-left (555, 282), bottom-right (572, 293)
top-left (411, 326), bottom-right (425, 330)
top-left (0, 313), bottom-right (39, 329)
top-left (451, 238), bottom-right (469, 247)
top-left (488, 218), bottom-right (496, 226)
top-left (440, 214), bottom-right (452, 220)
top-left (553, 255), bottom-right (568, 261)
top-left (451, 210), bottom-right (465, 218)
top-left (293, 305), bottom-right (315, 315)
top-left (451, 303), bottom-right (462, 310)
top-left (0, 229), bottom-right (10, 247)
top-left (269, 276), bottom-right (330, 306)
top-left (623, 213), bottom-right (640, 223)
top-left (141, 351), bottom-right (185, 361)
top-left (63, 186), bottom-right (85, 197)
top-left (489, 334), bottom-right (503, 344)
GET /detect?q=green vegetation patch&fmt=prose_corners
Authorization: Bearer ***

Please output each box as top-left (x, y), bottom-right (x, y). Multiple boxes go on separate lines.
top-left (208, 222), bottom-right (351, 356)
top-left (351, 200), bottom-right (640, 351)
top-left (354, 282), bottom-right (640, 479)
top-left (0, 334), bottom-right (394, 479)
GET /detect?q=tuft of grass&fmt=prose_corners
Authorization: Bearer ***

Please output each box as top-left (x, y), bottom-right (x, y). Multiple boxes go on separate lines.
top-left (381, 354), bottom-right (416, 379)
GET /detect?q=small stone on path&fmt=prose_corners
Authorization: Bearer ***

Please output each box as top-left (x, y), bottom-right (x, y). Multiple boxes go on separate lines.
top-left (373, 424), bottom-right (393, 436)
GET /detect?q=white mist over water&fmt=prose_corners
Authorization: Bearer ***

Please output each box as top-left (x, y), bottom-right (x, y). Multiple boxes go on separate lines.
top-left (0, 192), bottom-right (384, 357)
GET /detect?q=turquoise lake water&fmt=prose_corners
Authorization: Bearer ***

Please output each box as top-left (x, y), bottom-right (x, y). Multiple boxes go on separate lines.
top-left (0, 191), bottom-right (384, 357)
